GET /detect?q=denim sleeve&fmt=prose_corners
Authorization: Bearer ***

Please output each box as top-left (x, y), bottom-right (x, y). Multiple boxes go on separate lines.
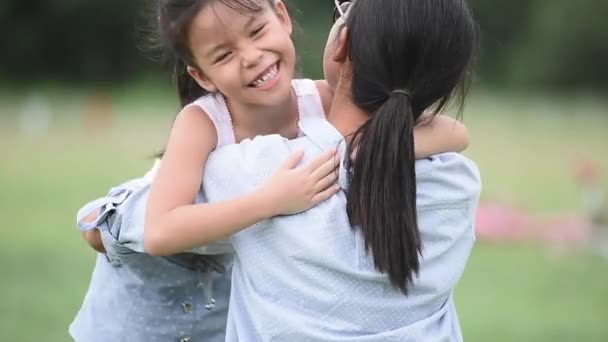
top-left (75, 164), bottom-right (233, 255)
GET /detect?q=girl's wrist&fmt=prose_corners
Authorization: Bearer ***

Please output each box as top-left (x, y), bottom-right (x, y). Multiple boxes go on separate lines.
top-left (250, 187), bottom-right (279, 219)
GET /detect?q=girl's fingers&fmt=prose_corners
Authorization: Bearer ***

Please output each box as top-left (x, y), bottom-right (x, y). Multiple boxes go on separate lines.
top-left (310, 151), bottom-right (340, 180)
top-left (313, 169), bottom-right (339, 193)
top-left (280, 149), bottom-right (305, 170)
top-left (311, 184), bottom-right (341, 205)
top-left (304, 149), bottom-right (336, 173)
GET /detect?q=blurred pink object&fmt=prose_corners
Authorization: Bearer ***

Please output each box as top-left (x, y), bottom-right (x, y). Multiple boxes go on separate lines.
top-left (573, 158), bottom-right (601, 187)
top-left (82, 90), bottom-right (113, 136)
top-left (538, 214), bottom-right (591, 245)
top-left (475, 201), bottom-right (591, 244)
top-left (475, 202), bottom-right (535, 242)
top-left (475, 157), bottom-right (606, 260)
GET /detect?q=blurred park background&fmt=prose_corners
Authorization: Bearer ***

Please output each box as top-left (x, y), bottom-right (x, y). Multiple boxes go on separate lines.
top-left (1, 0), bottom-right (607, 341)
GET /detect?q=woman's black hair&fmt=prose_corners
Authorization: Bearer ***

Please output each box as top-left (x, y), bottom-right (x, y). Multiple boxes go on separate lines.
top-left (343, 0), bottom-right (477, 294)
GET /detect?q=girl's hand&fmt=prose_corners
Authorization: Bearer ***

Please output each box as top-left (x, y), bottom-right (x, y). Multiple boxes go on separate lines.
top-left (260, 149), bottom-right (341, 216)
top-left (80, 209), bottom-right (106, 253)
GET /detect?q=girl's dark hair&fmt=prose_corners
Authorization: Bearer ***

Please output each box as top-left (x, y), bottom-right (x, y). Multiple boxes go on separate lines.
top-left (154, 0), bottom-right (272, 107)
top-left (343, 0), bottom-right (477, 294)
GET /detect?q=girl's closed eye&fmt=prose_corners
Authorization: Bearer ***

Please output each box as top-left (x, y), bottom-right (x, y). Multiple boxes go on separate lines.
top-left (214, 51), bottom-right (232, 64)
top-left (251, 24), bottom-right (266, 37)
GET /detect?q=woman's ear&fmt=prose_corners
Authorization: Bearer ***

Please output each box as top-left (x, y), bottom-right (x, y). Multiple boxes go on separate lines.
top-left (187, 66), bottom-right (217, 93)
top-left (332, 27), bottom-right (349, 63)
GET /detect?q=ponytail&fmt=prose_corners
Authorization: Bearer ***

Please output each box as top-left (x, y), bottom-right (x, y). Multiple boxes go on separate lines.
top-left (346, 91), bottom-right (421, 294)
top-left (340, 0), bottom-right (476, 294)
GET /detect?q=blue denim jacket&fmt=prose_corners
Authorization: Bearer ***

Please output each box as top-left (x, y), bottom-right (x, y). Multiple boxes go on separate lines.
top-left (71, 175), bottom-right (233, 342)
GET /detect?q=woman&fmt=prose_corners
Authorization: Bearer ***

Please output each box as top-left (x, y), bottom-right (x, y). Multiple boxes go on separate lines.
top-left (200, 0), bottom-right (480, 339)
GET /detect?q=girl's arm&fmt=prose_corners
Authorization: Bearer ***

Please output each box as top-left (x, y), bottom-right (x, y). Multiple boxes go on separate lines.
top-left (79, 209), bottom-right (106, 253)
top-left (145, 105), bottom-right (339, 256)
top-left (413, 115), bottom-right (469, 158)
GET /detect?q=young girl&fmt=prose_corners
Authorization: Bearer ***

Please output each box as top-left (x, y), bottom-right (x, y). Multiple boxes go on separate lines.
top-left (72, 0), bottom-right (470, 340)
top-left (143, 0), bottom-right (473, 256)
top-left (143, 0), bottom-right (340, 256)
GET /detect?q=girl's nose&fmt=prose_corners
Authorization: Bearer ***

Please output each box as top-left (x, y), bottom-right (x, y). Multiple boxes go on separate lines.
top-left (241, 44), bottom-right (263, 68)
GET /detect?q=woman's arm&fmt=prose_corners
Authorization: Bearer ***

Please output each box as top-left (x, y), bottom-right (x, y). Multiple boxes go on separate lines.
top-left (144, 106), bottom-right (340, 256)
top-left (414, 115), bottom-right (469, 159)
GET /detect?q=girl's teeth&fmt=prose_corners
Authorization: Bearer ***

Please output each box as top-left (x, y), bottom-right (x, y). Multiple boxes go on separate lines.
top-left (252, 64), bottom-right (278, 87)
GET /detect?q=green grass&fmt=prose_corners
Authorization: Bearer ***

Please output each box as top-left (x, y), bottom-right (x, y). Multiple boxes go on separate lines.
top-left (464, 91), bottom-right (608, 211)
top-left (1, 85), bottom-right (607, 341)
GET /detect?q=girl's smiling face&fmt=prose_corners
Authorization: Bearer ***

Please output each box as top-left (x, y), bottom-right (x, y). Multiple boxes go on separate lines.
top-left (187, 0), bottom-right (296, 108)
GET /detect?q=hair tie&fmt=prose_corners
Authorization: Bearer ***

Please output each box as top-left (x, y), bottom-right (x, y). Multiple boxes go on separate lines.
top-left (390, 89), bottom-right (412, 100)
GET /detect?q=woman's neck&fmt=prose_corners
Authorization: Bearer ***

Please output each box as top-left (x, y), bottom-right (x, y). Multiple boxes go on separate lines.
top-left (226, 91), bottom-right (299, 142)
top-left (326, 87), bottom-right (369, 142)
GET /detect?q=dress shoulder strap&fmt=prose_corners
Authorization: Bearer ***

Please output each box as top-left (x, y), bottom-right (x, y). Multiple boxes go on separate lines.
top-left (188, 93), bottom-right (236, 148)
